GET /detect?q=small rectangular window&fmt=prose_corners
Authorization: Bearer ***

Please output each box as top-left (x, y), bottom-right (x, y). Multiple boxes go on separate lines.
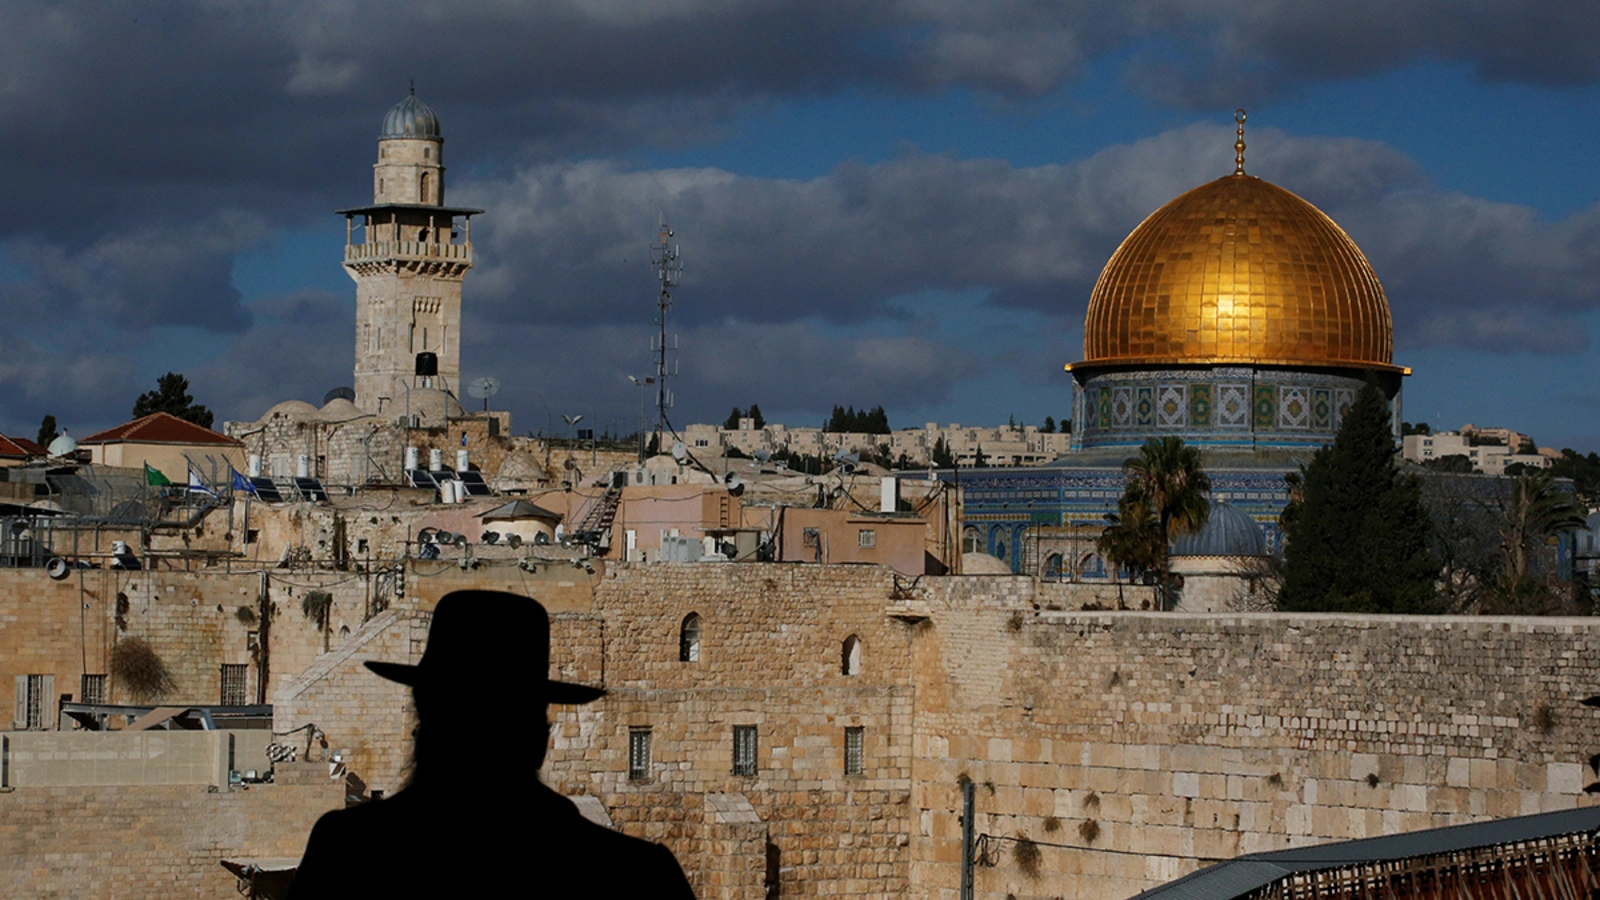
top-left (221, 664), bottom-right (249, 706)
top-left (733, 725), bottom-right (758, 776)
top-left (80, 674), bottom-right (107, 706)
top-left (858, 529), bottom-right (876, 548)
top-left (844, 726), bottom-right (864, 776)
top-left (629, 728), bottom-right (652, 780)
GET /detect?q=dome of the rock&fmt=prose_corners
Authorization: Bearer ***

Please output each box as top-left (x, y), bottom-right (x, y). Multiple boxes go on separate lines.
top-left (1080, 174), bottom-right (1396, 371)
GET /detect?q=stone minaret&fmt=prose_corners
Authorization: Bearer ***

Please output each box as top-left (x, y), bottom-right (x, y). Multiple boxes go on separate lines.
top-left (340, 89), bottom-right (481, 415)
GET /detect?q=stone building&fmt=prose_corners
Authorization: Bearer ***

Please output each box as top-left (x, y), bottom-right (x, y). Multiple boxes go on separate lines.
top-left (340, 89), bottom-right (481, 415)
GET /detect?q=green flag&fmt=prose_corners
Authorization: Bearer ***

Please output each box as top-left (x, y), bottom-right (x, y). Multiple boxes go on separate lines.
top-left (144, 463), bottom-right (171, 486)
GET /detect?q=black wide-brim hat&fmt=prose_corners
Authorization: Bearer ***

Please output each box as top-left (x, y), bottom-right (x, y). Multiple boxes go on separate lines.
top-left (365, 589), bottom-right (605, 705)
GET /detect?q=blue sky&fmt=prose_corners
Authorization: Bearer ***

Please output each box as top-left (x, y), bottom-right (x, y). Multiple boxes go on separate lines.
top-left (1, 2), bottom-right (1598, 449)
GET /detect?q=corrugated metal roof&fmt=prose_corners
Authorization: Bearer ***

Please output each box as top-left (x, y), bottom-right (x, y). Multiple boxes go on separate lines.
top-left (1129, 805), bottom-right (1600, 900)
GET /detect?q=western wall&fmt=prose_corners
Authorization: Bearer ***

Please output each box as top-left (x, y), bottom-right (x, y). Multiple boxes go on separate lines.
top-left (4, 553), bottom-right (1598, 898)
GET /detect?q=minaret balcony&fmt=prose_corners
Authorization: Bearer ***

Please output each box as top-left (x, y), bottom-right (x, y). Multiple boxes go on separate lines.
top-left (345, 240), bottom-right (473, 264)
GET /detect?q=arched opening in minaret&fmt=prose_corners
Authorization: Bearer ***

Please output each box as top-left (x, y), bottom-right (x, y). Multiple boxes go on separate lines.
top-left (419, 172), bottom-right (431, 203)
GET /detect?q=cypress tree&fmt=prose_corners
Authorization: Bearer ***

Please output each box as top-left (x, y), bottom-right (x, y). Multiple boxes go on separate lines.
top-left (1278, 382), bottom-right (1440, 613)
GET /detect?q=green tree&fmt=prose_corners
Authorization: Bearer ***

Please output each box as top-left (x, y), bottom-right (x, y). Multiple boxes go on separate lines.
top-left (931, 437), bottom-right (956, 469)
top-left (1495, 469), bottom-right (1586, 589)
top-left (1421, 454), bottom-right (1475, 473)
top-left (1097, 496), bottom-right (1162, 585)
top-left (1118, 437), bottom-right (1211, 608)
top-left (1401, 421), bottom-right (1432, 436)
top-left (723, 407), bottom-right (743, 430)
top-left (1278, 382), bottom-right (1440, 613)
top-left (972, 445), bottom-right (988, 468)
top-left (36, 414), bottom-right (59, 448)
top-left (1041, 417), bottom-right (1056, 434)
top-left (132, 372), bottom-right (214, 429)
top-left (748, 404), bottom-right (765, 429)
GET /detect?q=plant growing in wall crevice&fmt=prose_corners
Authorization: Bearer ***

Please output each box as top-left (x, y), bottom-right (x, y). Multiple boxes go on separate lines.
top-left (111, 637), bottom-right (176, 702)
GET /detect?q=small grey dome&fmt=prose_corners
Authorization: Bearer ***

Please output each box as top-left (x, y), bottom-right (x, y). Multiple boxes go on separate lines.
top-left (381, 91), bottom-right (441, 139)
top-left (1171, 501), bottom-right (1266, 558)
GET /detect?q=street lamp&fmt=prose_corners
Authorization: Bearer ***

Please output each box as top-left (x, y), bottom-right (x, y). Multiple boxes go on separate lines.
top-left (627, 375), bottom-right (655, 462)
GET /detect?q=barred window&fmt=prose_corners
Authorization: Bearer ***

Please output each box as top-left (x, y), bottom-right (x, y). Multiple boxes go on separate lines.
top-left (629, 728), bottom-right (652, 781)
top-left (81, 674), bottom-right (107, 705)
top-left (733, 725), bottom-right (758, 776)
top-left (220, 664), bottom-right (249, 706)
top-left (14, 674), bottom-right (51, 730)
top-left (844, 726), bottom-right (864, 776)
top-left (858, 529), bottom-right (876, 548)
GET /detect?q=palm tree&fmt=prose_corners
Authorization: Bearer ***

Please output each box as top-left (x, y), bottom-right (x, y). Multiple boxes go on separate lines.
top-left (1119, 437), bottom-right (1211, 609)
top-left (1496, 469), bottom-right (1587, 588)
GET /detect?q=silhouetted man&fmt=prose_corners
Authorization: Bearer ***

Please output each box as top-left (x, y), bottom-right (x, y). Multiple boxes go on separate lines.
top-left (289, 590), bottom-right (694, 898)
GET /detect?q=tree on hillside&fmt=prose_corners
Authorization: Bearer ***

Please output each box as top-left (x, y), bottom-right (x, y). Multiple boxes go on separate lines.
top-left (36, 414), bottom-right (59, 448)
top-left (748, 404), bottom-right (765, 429)
top-left (1421, 454), bottom-right (1475, 473)
top-left (1116, 437), bottom-right (1210, 609)
top-left (1278, 382), bottom-right (1440, 613)
top-left (723, 407), bottom-right (743, 430)
top-left (132, 372), bottom-right (214, 429)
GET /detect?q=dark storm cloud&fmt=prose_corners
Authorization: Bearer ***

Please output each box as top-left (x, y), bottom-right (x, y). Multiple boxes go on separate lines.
top-left (193, 290), bottom-right (354, 423)
top-left (459, 123), bottom-right (1599, 364)
top-left (0, 214), bottom-right (262, 332)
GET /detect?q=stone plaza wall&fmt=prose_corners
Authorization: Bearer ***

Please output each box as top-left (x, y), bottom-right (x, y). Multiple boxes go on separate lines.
top-left (908, 602), bottom-right (1600, 900)
top-left (0, 781), bottom-right (340, 899)
top-left (544, 564), bottom-right (918, 900)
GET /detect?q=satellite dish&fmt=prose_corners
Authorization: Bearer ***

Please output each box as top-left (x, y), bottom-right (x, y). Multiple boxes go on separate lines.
top-left (47, 433), bottom-right (77, 457)
top-left (725, 471), bottom-right (744, 497)
top-left (671, 442), bottom-right (687, 462)
top-left (835, 451), bottom-right (860, 465)
top-left (323, 386), bottom-right (357, 405)
top-left (753, 449), bottom-right (771, 463)
top-left (46, 558), bottom-right (69, 580)
top-left (467, 377), bottom-right (501, 400)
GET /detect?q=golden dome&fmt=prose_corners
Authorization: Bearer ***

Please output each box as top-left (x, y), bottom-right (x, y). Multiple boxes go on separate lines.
top-left (1077, 174), bottom-right (1397, 371)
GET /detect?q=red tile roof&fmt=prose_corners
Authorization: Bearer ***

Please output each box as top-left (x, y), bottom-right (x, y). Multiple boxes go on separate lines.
top-left (0, 435), bottom-right (45, 458)
top-left (79, 412), bottom-right (242, 447)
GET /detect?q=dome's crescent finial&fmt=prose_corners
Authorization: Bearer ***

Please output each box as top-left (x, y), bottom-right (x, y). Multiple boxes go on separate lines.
top-left (1234, 108), bottom-right (1247, 175)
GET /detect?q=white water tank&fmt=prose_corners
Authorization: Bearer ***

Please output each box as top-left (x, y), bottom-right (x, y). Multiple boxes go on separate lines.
top-left (456, 449), bottom-right (469, 473)
top-left (296, 455), bottom-right (311, 478)
top-left (881, 476), bottom-right (899, 513)
top-left (429, 448), bottom-right (443, 472)
top-left (247, 454), bottom-right (262, 478)
top-left (405, 446), bottom-right (420, 471)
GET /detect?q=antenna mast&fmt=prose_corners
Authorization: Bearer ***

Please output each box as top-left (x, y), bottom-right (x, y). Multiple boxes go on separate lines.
top-left (650, 215), bottom-right (683, 448)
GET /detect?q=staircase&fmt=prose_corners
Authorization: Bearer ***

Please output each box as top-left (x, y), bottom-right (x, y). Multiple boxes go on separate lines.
top-left (571, 477), bottom-right (624, 547)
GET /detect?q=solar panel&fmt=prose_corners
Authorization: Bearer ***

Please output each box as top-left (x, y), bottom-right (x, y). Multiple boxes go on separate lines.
top-left (247, 478), bottom-right (285, 503)
top-left (406, 469), bottom-right (438, 489)
top-left (293, 478), bottom-right (330, 503)
top-left (456, 471), bottom-right (493, 497)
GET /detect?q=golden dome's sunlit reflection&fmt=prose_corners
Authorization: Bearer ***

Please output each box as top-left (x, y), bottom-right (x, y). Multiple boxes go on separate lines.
top-left (1075, 174), bottom-right (1397, 372)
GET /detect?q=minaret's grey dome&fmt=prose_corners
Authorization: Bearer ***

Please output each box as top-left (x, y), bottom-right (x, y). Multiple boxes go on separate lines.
top-left (381, 91), bottom-right (441, 139)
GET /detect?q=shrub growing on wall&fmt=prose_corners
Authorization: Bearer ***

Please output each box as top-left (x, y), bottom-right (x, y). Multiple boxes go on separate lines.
top-left (110, 637), bottom-right (177, 701)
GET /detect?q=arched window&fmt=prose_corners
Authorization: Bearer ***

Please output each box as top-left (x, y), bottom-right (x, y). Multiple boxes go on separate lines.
top-left (962, 527), bottom-right (981, 554)
top-left (841, 635), bottom-right (862, 676)
top-left (419, 171), bottom-right (432, 203)
top-left (1044, 553), bottom-right (1064, 581)
top-left (679, 613), bottom-right (701, 663)
top-left (1081, 553), bottom-right (1106, 579)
